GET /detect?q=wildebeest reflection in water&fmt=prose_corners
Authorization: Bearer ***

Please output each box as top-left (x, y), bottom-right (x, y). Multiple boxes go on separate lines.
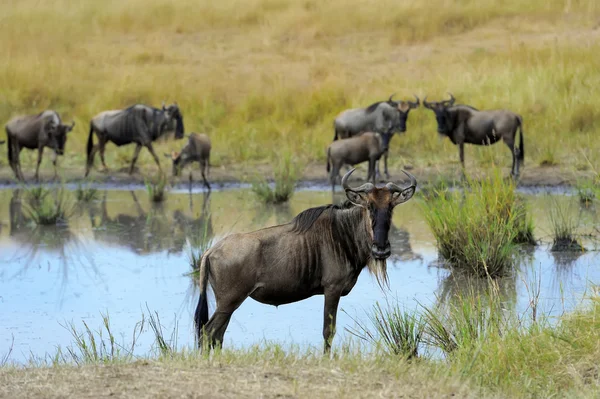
top-left (88, 190), bottom-right (212, 255)
top-left (6, 189), bottom-right (93, 285)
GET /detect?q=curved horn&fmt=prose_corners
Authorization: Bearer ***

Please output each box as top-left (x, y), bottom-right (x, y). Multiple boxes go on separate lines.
top-left (409, 94), bottom-right (420, 108)
top-left (70, 120), bottom-right (75, 128)
top-left (443, 92), bottom-right (455, 106)
top-left (388, 93), bottom-right (397, 103)
top-left (423, 96), bottom-right (432, 109)
top-left (386, 170), bottom-right (417, 192)
top-left (342, 168), bottom-right (375, 193)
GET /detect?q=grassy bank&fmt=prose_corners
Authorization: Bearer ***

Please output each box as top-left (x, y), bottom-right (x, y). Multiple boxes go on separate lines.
top-left (2, 288), bottom-right (599, 398)
top-left (1, 1), bottom-right (600, 178)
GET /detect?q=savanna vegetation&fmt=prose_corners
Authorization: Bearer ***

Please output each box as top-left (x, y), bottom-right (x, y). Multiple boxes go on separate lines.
top-left (2, 284), bottom-right (599, 398)
top-left (1, 0), bottom-right (600, 183)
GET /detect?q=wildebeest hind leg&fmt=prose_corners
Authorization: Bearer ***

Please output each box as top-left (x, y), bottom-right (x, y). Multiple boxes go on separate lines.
top-left (99, 138), bottom-right (109, 172)
top-left (503, 138), bottom-right (518, 178)
top-left (129, 144), bottom-right (142, 175)
top-left (203, 311), bottom-right (233, 349)
top-left (145, 143), bottom-right (162, 173)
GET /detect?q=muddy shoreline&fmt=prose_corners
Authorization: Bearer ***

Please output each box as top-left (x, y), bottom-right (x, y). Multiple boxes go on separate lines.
top-left (0, 162), bottom-right (590, 192)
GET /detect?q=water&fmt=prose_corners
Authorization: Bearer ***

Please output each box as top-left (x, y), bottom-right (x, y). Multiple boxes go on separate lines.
top-left (0, 186), bottom-right (598, 363)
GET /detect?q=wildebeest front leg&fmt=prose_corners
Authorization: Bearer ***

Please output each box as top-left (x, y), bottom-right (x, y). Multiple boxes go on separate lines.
top-left (458, 143), bottom-right (467, 180)
top-left (51, 151), bottom-right (59, 180)
top-left (129, 144), bottom-right (142, 175)
top-left (323, 292), bottom-right (341, 353)
top-left (34, 146), bottom-right (44, 181)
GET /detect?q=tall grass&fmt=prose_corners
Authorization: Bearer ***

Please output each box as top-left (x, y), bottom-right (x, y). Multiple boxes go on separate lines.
top-left (251, 152), bottom-right (298, 204)
top-left (23, 185), bottom-right (74, 225)
top-left (421, 172), bottom-right (531, 277)
top-left (59, 313), bottom-right (145, 365)
top-left (421, 283), bottom-right (506, 357)
top-left (576, 179), bottom-right (599, 206)
top-left (347, 303), bottom-right (423, 359)
top-left (1, 1), bottom-right (600, 172)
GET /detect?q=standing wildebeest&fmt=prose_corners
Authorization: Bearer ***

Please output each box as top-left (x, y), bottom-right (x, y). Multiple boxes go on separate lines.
top-left (165, 132), bottom-right (211, 190)
top-left (194, 168), bottom-right (417, 352)
top-left (423, 93), bottom-right (524, 177)
top-left (326, 132), bottom-right (391, 190)
top-left (5, 111), bottom-right (75, 181)
top-left (333, 94), bottom-right (419, 178)
top-left (85, 102), bottom-right (184, 177)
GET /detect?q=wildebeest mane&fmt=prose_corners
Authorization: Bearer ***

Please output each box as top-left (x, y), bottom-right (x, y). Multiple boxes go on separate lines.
top-left (365, 101), bottom-right (384, 114)
top-left (291, 201), bottom-right (355, 233)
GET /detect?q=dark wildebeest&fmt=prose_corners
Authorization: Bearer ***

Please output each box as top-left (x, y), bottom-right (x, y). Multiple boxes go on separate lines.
top-left (423, 93), bottom-right (524, 177)
top-left (194, 168), bottom-right (417, 353)
top-left (165, 133), bottom-right (211, 190)
top-left (326, 132), bottom-right (392, 190)
top-left (333, 94), bottom-right (420, 178)
top-left (85, 102), bottom-right (184, 177)
top-left (5, 111), bottom-right (75, 181)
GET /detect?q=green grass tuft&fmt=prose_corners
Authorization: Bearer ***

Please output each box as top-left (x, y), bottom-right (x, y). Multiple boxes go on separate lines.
top-left (75, 180), bottom-right (99, 202)
top-left (347, 302), bottom-right (423, 359)
top-left (251, 152), bottom-right (298, 204)
top-left (421, 171), bottom-right (531, 277)
top-left (145, 173), bottom-right (168, 203)
top-left (23, 185), bottom-right (74, 225)
top-left (548, 197), bottom-right (586, 252)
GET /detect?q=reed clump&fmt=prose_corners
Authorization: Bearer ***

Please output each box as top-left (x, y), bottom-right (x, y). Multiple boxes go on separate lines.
top-left (251, 152), bottom-right (298, 204)
top-left (421, 172), bottom-right (532, 277)
top-left (145, 173), bottom-right (168, 203)
top-left (23, 185), bottom-right (74, 225)
top-left (548, 197), bottom-right (586, 252)
top-left (75, 180), bottom-right (99, 202)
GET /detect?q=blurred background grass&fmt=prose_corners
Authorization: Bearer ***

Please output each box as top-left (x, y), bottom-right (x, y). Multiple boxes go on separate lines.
top-left (1, 0), bottom-right (599, 174)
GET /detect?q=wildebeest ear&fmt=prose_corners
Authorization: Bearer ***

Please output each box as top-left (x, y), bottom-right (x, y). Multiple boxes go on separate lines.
top-left (391, 187), bottom-right (415, 206)
top-left (162, 101), bottom-right (166, 111)
top-left (345, 190), bottom-right (368, 207)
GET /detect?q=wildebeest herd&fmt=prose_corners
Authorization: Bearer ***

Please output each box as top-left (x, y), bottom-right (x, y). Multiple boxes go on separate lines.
top-left (2, 93), bottom-right (524, 190)
top-left (1, 93), bottom-right (524, 352)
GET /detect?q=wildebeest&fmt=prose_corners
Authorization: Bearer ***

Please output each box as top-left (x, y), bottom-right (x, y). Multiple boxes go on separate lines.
top-left (5, 110), bottom-right (75, 181)
top-left (326, 132), bottom-right (391, 190)
top-left (194, 168), bottom-right (417, 353)
top-left (165, 133), bottom-right (211, 190)
top-left (85, 102), bottom-right (184, 177)
top-left (333, 94), bottom-right (419, 178)
top-left (423, 93), bottom-right (524, 177)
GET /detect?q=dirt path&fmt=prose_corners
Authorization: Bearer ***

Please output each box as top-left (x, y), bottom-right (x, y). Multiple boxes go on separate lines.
top-left (0, 360), bottom-right (483, 399)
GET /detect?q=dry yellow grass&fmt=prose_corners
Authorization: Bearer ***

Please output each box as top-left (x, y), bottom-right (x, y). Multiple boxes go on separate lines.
top-left (1, 0), bottom-right (599, 177)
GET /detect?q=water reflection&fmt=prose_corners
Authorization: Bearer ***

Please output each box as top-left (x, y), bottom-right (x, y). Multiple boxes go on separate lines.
top-left (4, 189), bottom-right (96, 295)
top-left (87, 191), bottom-right (213, 256)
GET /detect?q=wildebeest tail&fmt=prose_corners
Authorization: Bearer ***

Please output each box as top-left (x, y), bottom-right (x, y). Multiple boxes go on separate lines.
top-left (517, 115), bottom-right (524, 164)
top-left (194, 251), bottom-right (210, 345)
top-left (326, 147), bottom-right (331, 173)
top-left (86, 123), bottom-right (95, 162)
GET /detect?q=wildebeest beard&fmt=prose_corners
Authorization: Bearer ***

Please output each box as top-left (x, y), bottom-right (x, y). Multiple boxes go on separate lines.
top-left (291, 200), bottom-right (390, 290)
